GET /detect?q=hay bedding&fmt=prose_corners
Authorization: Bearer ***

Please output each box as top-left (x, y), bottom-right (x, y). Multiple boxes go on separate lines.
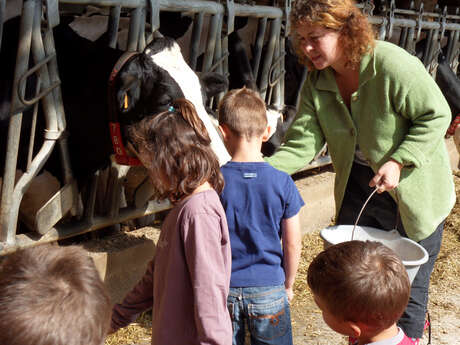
top-left (105, 173), bottom-right (460, 345)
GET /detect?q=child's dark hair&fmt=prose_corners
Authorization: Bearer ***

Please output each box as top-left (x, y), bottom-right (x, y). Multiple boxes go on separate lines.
top-left (307, 240), bottom-right (410, 331)
top-left (218, 87), bottom-right (267, 141)
top-left (0, 244), bottom-right (111, 345)
top-left (130, 98), bottom-right (224, 203)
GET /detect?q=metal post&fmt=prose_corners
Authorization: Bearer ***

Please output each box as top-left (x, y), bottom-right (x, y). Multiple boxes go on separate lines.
top-left (127, 6), bottom-right (141, 51)
top-left (0, 0), bottom-right (36, 245)
top-left (107, 6), bottom-right (121, 49)
top-left (189, 12), bottom-right (204, 69)
top-left (259, 18), bottom-right (281, 100)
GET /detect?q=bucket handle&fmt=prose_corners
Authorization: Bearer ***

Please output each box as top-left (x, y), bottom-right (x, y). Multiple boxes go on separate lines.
top-left (351, 184), bottom-right (400, 240)
top-left (351, 187), bottom-right (380, 240)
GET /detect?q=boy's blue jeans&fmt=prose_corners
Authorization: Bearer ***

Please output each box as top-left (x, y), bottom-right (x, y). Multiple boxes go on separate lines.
top-left (227, 285), bottom-right (293, 345)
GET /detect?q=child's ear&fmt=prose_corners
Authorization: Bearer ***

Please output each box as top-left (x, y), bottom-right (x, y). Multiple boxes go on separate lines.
top-left (262, 126), bottom-right (271, 143)
top-left (348, 322), bottom-right (362, 338)
top-left (218, 124), bottom-right (230, 140)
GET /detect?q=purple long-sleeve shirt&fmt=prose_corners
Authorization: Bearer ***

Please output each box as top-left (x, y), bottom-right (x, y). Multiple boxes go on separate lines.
top-left (111, 190), bottom-right (232, 345)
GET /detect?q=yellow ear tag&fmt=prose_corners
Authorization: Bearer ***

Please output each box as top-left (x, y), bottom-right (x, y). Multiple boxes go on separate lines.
top-left (124, 94), bottom-right (128, 109)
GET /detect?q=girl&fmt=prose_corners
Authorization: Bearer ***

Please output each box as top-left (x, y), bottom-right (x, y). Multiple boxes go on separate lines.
top-left (110, 99), bottom-right (232, 345)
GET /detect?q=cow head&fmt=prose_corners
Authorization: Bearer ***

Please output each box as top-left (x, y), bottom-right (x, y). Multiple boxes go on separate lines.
top-left (114, 36), bottom-right (230, 164)
top-left (262, 105), bottom-right (297, 157)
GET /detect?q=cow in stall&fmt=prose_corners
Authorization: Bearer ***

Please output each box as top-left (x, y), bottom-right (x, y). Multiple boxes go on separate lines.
top-left (226, 28), bottom-right (301, 157)
top-left (436, 53), bottom-right (460, 167)
top-left (0, 15), bottom-right (229, 233)
top-left (414, 38), bottom-right (460, 166)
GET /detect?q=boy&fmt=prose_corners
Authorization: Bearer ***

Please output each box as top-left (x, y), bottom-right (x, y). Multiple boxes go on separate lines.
top-left (0, 244), bottom-right (111, 345)
top-left (218, 87), bottom-right (304, 345)
top-left (307, 240), bottom-right (412, 345)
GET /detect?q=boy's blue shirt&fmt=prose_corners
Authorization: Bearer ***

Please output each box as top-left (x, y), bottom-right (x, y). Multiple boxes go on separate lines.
top-left (220, 161), bottom-right (305, 287)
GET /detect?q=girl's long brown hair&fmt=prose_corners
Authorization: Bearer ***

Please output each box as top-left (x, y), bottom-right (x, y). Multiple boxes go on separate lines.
top-left (129, 99), bottom-right (224, 203)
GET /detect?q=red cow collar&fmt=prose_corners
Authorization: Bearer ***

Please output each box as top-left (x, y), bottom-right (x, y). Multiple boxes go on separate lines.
top-left (447, 114), bottom-right (460, 138)
top-left (108, 51), bottom-right (141, 166)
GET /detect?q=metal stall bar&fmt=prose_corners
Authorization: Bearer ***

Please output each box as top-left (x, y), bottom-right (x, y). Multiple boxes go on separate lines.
top-left (2, 198), bottom-right (171, 255)
top-left (0, 0), bottom-right (36, 245)
top-left (252, 17), bottom-right (267, 80)
top-left (127, 6), bottom-right (142, 51)
top-left (227, 4), bottom-right (283, 101)
top-left (189, 12), bottom-right (204, 70)
top-left (0, 0), bottom-right (64, 245)
top-left (258, 18), bottom-right (281, 100)
top-left (107, 6), bottom-right (121, 48)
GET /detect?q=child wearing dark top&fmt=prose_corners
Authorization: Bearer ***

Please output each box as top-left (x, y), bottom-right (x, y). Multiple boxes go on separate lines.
top-left (308, 241), bottom-right (412, 345)
top-left (218, 87), bottom-right (305, 345)
top-left (110, 99), bottom-right (232, 345)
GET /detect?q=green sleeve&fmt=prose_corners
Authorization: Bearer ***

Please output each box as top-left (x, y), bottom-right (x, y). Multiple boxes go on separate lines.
top-left (265, 81), bottom-right (325, 174)
top-left (390, 66), bottom-right (451, 168)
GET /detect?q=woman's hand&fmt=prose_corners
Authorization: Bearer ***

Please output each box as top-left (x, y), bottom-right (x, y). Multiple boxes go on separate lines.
top-left (369, 159), bottom-right (403, 193)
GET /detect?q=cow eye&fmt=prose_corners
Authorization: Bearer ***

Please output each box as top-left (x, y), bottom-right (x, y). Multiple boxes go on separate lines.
top-left (156, 95), bottom-right (172, 107)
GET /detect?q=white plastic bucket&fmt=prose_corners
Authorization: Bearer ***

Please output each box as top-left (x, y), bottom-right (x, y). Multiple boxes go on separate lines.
top-left (320, 225), bottom-right (429, 284)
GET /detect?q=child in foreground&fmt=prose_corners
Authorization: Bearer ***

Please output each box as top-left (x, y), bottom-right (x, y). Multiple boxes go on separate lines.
top-left (307, 240), bottom-right (412, 345)
top-left (0, 244), bottom-right (111, 345)
top-left (218, 87), bottom-right (304, 345)
top-left (109, 99), bottom-right (232, 345)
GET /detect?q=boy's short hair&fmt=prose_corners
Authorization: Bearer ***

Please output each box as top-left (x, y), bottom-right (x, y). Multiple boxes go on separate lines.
top-left (0, 244), bottom-right (111, 345)
top-left (307, 240), bottom-right (410, 331)
top-left (218, 87), bottom-right (267, 141)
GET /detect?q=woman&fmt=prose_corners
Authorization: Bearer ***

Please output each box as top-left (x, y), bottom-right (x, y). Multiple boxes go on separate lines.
top-left (265, 0), bottom-right (456, 343)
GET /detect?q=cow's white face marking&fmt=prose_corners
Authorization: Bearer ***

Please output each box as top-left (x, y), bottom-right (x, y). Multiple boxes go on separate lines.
top-left (149, 43), bottom-right (230, 165)
top-left (266, 109), bottom-right (282, 139)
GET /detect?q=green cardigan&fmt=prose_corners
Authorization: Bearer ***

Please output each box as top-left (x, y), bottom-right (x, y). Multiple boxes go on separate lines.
top-left (266, 40), bottom-right (456, 241)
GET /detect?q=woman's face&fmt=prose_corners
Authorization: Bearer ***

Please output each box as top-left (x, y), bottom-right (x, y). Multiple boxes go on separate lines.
top-left (295, 24), bottom-right (344, 70)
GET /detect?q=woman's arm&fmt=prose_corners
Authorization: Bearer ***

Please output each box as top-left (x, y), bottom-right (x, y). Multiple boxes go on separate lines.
top-left (390, 64), bottom-right (451, 169)
top-left (265, 81), bottom-right (325, 174)
top-left (370, 55), bottom-right (451, 193)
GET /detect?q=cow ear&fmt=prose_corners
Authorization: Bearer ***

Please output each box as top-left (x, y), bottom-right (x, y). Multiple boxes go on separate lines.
top-left (198, 72), bottom-right (229, 98)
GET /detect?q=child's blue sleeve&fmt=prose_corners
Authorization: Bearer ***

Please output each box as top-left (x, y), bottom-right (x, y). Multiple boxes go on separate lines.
top-left (283, 176), bottom-right (305, 219)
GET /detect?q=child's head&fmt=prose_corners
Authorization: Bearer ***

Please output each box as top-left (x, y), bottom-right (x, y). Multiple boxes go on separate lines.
top-left (307, 240), bottom-right (410, 337)
top-left (0, 244), bottom-right (111, 345)
top-left (129, 98), bottom-right (224, 203)
top-left (218, 87), bottom-right (267, 142)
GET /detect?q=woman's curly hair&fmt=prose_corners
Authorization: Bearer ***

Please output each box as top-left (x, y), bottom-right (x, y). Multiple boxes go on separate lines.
top-left (290, 0), bottom-right (376, 70)
top-left (129, 99), bottom-right (224, 204)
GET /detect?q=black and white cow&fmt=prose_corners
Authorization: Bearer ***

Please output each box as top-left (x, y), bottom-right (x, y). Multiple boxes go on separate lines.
top-left (0, 16), bottom-right (229, 181)
top-left (414, 38), bottom-right (460, 160)
top-left (0, 16), bottom-right (229, 231)
top-left (114, 37), bottom-right (230, 164)
top-left (436, 53), bottom-right (460, 164)
top-left (226, 30), bottom-right (300, 157)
